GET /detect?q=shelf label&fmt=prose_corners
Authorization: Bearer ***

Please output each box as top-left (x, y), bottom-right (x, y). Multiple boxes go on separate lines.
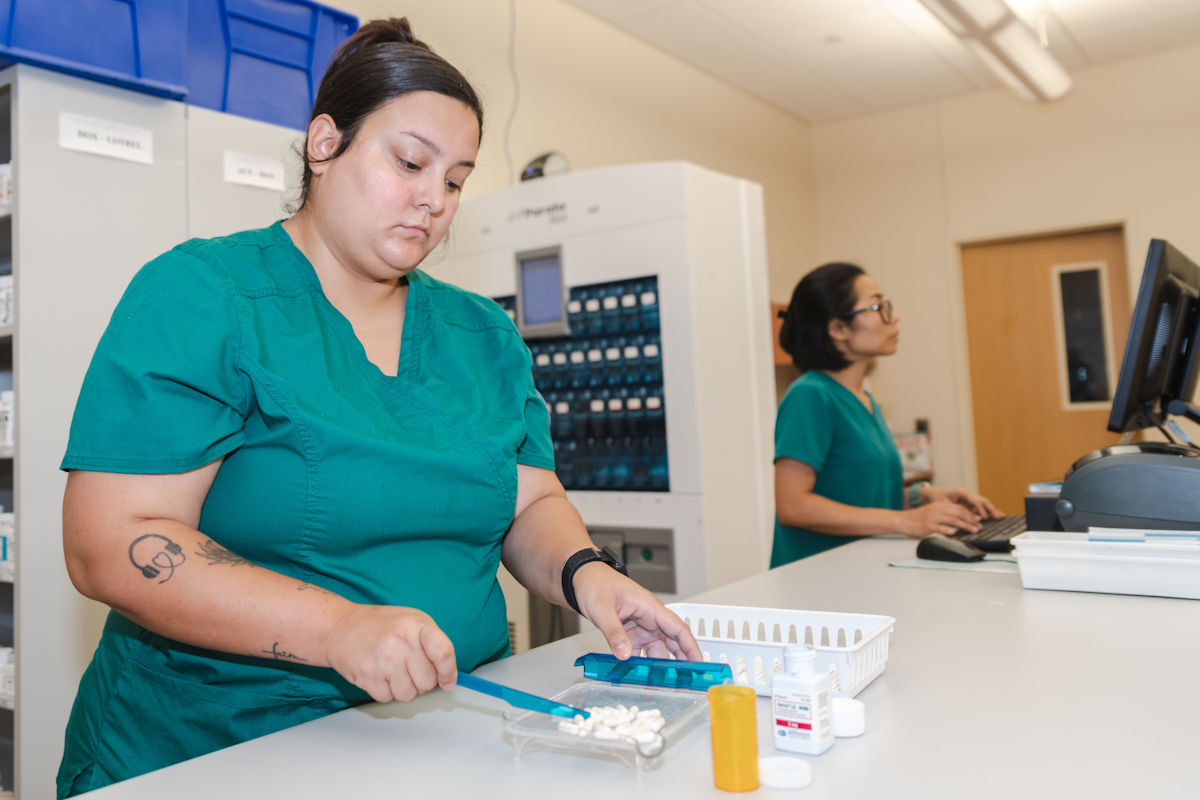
top-left (59, 112), bottom-right (153, 165)
top-left (223, 151), bottom-right (285, 191)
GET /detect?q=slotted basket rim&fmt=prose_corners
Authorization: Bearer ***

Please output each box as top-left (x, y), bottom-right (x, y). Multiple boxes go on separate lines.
top-left (668, 602), bottom-right (895, 652)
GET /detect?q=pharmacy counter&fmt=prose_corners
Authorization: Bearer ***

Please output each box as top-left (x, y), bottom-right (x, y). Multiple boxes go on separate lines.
top-left (90, 539), bottom-right (1200, 799)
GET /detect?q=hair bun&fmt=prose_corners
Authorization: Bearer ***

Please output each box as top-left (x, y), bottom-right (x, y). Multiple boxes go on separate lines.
top-left (339, 17), bottom-right (432, 58)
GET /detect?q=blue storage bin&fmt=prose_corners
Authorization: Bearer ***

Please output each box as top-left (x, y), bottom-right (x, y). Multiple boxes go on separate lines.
top-left (0, 0), bottom-right (188, 98)
top-left (188, 0), bottom-right (358, 130)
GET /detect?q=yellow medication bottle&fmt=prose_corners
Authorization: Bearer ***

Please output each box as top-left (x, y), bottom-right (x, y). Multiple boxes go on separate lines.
top-left (708, 685), bottom-right (759, 792)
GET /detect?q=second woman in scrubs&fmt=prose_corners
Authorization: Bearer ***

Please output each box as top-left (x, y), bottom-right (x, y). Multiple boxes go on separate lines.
top-left (57, 19), bottom-right (700, 796)
top-left (772, 262), bottom-right (1002, 567)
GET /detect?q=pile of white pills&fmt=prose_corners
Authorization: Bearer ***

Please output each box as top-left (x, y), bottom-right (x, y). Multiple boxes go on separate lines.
top-left (558, 705), bottom-right (666, 755)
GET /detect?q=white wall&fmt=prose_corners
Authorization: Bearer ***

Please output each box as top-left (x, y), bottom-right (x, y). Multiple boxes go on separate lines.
top-left (811, 42), bottom-right (1200, 490)
top-left (330, 0), bottom-right (818, 302)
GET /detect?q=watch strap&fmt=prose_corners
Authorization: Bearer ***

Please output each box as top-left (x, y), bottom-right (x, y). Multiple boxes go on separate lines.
top-left (561, 545), bottom-right (628, 615)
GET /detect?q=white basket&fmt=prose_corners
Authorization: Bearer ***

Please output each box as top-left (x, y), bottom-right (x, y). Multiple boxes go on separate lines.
top-left (1013, 532), bottom-right (1200, 600)
top-left (666, 602), bottom-right (895, 698)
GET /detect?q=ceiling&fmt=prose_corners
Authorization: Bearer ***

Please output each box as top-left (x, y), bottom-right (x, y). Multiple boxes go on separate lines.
top-left (562, 0), bottom-right (1200, 123)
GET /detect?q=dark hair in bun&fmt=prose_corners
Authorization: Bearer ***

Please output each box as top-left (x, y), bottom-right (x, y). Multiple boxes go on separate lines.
top-left (296, 17), bottom-right (484, 210)
top-left (779, 262), bottom-right (865, 372)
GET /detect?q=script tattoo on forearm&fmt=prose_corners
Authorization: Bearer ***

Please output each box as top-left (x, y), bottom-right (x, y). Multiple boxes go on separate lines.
top-left (195, 539), bottom-right (257, 568)
top-left (297, 582), bottom-right (334, 596)
top-left (262, 642), bottom-right (308, 662)
top-left (129, 534), bottom-right (187, 584)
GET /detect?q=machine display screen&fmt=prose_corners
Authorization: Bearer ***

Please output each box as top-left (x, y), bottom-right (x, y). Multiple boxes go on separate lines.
top-left (520, 253), bottom-right (565, 327)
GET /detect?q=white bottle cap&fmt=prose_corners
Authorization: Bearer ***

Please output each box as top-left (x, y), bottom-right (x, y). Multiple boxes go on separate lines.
top-left (784, 644), bottom-right (817, 674)
top-left (758, 756), bottom-right (813, 790)
top-left (831, 698), bottom-right (865, 737)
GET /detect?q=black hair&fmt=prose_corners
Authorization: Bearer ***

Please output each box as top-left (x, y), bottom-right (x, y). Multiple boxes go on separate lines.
top-left (295, 17), bottom-right (484, 211)
top-left (778, 262), bottom-right (865, 372)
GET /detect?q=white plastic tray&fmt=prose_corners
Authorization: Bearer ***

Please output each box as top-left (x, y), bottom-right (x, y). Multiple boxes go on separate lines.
top-left (1013, 532), bottom-right (1200, 600)
top-left (666, 602), bottom-right (894, 698)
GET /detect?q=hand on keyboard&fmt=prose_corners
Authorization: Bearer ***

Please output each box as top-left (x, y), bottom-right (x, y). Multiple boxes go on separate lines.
top-left (918, 486), bottom-right (1004, 521)
top-left (897, 500), bottom-right (984, 538)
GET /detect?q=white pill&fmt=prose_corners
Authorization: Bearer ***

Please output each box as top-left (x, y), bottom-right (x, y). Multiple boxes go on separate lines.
top-left (574, 714), bottom-right (585, 724)
top-left (647, 717), bottom-right (665, 732)
top-left (634, 730), bottom-right (658, 744)
top-left (630, 706), bottom-right (639, 716)
top-left (638, 733), bottom-right (665, 757)
top-left (636, 709), bottom-right (661, 720)
top-left (617, 705), bottom-right (628, 714)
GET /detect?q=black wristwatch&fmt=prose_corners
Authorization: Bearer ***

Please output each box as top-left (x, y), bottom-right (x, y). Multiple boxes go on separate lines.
top-left (561, 545), bottom-right (628, 615)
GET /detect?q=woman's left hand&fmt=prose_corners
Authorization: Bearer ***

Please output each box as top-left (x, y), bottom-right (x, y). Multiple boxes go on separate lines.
top-left (920, 485), bottom-right (1004, 520)
top-left (572, 562), bottom-right (703, 662)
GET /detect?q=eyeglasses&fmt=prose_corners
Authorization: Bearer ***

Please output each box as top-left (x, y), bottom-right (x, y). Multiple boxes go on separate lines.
top-left (843, 299), bottom-right (895, 324)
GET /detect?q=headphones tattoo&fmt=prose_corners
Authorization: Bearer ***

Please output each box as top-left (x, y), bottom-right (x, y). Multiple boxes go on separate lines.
top-left (129, 534), bottom-right (186, 583)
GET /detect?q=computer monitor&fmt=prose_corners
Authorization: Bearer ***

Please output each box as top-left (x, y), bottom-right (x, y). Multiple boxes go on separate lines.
top-left (1108, 240), bottom-right (1200, 433)
top-left (514, 245), bottom-right (570, 338)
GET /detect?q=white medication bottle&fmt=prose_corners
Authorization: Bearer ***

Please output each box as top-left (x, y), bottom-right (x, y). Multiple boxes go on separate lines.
top-left (772, 644), bottom-right (834, 755)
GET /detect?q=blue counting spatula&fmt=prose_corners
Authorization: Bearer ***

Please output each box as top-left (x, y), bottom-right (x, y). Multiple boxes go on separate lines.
top-left (455, 673), bottom-right (590, 719)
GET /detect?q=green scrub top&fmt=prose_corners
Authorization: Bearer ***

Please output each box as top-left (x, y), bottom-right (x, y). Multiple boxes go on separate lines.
top-left (770, 371), bottom-right (903, 568)
top-left (57, 222), bottom-right (554, 797)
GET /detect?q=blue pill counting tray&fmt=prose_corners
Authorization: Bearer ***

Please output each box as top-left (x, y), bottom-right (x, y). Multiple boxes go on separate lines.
top-left (573, 653), bottom-right (733, 690)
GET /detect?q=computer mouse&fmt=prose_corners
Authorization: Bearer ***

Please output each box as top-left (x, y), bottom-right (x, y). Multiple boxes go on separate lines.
top-left (916, 534), bottom-right (986, 563)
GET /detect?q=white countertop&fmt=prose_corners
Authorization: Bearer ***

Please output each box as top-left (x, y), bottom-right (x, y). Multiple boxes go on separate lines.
top-left (89, 539), bottom-right (1200, 799)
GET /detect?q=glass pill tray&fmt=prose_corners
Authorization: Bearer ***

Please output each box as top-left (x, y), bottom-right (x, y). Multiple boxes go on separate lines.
top-left (501, 682), bottom-right (708, 771)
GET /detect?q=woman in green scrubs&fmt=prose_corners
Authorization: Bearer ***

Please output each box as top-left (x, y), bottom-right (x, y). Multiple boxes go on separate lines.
top-left (57, 19), bottom-right (700, 796)
top-left (771, 262), bottom-right (1003, 567)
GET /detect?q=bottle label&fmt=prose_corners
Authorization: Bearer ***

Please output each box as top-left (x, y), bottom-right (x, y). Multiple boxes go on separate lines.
top-left (774, 688), bottom-right (833, 743)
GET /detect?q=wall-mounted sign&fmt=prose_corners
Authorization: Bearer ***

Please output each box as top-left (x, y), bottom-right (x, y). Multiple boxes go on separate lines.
top-left (59, 112), bottom-right (153, 165)
top-left (223, 151), bottom-right (285, 191)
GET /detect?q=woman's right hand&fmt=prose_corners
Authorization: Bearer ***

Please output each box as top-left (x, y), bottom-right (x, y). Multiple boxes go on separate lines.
top-left (897, 500), bottom-right (981, 538)
top-left (323, 605), bottom-right (458, 703)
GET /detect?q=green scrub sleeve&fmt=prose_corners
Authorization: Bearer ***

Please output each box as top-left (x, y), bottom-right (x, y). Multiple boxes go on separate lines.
top-left (515, 373), bottom-right (555, 471)
top-left (774, 380), bottom-right (833, 473)
top-left (61, 251), bottom-right (250, 474)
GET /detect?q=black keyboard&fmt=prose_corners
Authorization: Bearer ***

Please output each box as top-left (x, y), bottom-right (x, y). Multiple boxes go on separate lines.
top-left (954, 514), bottom-right (1027, 553)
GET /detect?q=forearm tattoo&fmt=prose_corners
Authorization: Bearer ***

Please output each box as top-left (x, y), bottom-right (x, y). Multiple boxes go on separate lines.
top-left (195, 539), bottom-right (256, 568)
top-left (297, 582), bottom-right (333, 596)
top-left (262, 642), bottom-right (307, 662)
top-left (129, 534), bottom-right (186, 584)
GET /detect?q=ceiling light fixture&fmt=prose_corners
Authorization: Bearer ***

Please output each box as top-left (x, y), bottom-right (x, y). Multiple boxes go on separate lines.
top-left (916, 0), bottom-right (1072, 102)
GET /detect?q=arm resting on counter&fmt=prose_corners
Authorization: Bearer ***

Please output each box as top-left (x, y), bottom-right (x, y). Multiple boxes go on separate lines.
top-left (501, 465), bottom-right (701, 661)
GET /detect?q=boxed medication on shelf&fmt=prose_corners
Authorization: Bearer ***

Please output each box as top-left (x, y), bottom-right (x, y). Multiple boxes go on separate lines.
top-left (0, 393), bottom-right (11, 447)
top-left (0, 647), bottom-right (12, 704)
top-left (0, 163), bottom-right (11, 207)
top-left (0, 278), bottom-right (11, 326)
top-left (0, 514), bottom-right (13, 583)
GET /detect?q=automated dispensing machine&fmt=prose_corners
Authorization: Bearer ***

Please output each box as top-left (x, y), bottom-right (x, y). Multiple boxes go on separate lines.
top-left (437, 162), bottom-right (777, 650)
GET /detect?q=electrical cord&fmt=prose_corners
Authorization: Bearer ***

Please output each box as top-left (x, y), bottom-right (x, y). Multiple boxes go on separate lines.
top-left (1152, 418), bottom-right (1177, 444)
top-left (503, 0), bottom-right (521, 186)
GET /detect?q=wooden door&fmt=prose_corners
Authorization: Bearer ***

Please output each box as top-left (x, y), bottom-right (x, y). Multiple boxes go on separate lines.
top-left (961, 228), bottom-right (1132, 515)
